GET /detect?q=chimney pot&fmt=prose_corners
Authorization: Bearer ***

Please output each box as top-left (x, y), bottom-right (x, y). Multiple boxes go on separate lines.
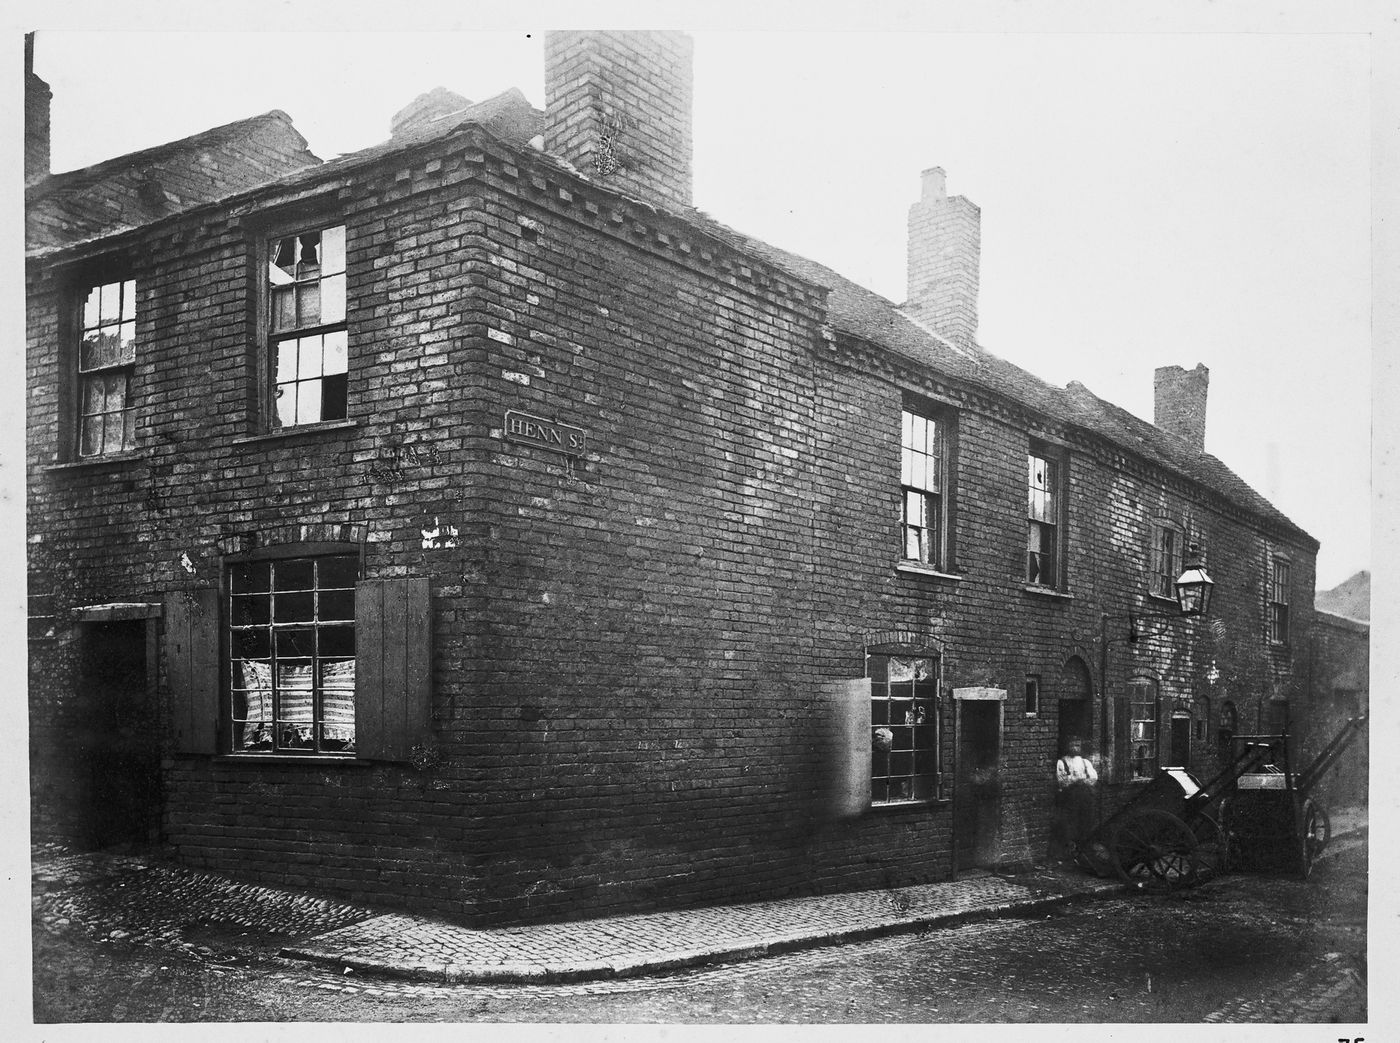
top-left (920, 167), bottom-right (947, 203)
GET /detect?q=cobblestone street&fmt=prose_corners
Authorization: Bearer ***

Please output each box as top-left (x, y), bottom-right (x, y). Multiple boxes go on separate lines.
top-left (32, 834), bottom-right (1366, 1023)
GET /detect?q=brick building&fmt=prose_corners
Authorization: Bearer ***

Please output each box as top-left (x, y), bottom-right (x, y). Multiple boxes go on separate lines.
top-left (26, 32), bottom-right (1322, 925)
top-left (1306, 573), bottom-right (1369, 808)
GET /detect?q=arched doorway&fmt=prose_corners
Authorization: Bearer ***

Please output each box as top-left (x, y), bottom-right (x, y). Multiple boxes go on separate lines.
top-left (1058, 656), bottom-right (1094, 756)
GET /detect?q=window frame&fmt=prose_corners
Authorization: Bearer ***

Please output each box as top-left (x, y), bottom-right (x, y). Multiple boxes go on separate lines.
top-left (867, 653), bottom-right (942, 805)
top-left (62, 259), bottom-right (139, 460)
top-left (1267, 555), bottom-right (1291, 645)
top-left (899, 402), bottom-right (953, 571)
top-left (1025, 442), bottom-right (1066, 590)
top-left (1149, 521), bottom-right (1182, 600)
top-left (1126, 679), bottom-right (1159, 781)
top-left (1024, 674), bottom-right (1040, 717)
top-left (224, 547), bottom-right (361, 757)
top-left (255, 216), bottom-right (349, 432)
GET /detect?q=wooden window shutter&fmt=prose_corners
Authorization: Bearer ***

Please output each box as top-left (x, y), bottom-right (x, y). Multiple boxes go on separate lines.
top-left (165, 587), bottom-right (220, 754)
top-left (823, 678), bottom-right (872, 817)
top-left (356, 577), bottom-right (431, 761)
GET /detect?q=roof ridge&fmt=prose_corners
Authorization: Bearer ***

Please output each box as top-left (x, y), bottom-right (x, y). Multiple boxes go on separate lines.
top-left (26, 110), bottom-right (312, 201)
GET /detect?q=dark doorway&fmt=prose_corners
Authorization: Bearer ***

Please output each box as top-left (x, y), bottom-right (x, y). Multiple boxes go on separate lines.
top-left (1168, 712), bottom-right (1191, 768)
top-left (74, 620), bottom-right (161, 847)
top-left (955, 698), bottom-right (1002, 870)
top-left (1057, 656), bottom-right (1095, 758)
top-left (1058, 700), bottom-right (1092, 757)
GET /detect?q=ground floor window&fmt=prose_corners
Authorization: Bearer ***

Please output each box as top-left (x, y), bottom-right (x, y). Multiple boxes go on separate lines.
top-left (868, 655), bottom-right (940, 804)
top-left (1113, 678), bottom-right (1159, 781)
top-left (228, 554), bottom-right (358, 754)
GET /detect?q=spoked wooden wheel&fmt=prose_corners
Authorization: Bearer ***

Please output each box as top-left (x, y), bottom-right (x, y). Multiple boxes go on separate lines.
top-left (1109, 810), bottom-right (1203, 890)
top-left (1188, 813), bottom-right (1228, 882)
top-left (1299, 798), bottom-right (1330, 879)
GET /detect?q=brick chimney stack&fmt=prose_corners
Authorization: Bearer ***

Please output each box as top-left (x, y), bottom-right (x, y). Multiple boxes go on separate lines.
top-left (1154, 364), bottom-right (1210, 450)
top-left (25, 33), bottom-right (52, 183)
top-left (543, 31), bottom-right (694, 207)
top-left (905, 167), bottom-right (981, 350)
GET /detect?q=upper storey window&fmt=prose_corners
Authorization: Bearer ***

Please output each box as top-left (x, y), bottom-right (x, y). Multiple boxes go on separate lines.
top-left (900, 407), bottom-right (949, 569)
top-left (77, 278), bottom-right (137, 456)
top-left (1150, 523), bottom-right (1181, 599)
top-left (1268, 556), bottom-right (1291, 645)
top-left (268, 224), bottom-right (347, 428)
top-left (1026, 447), bottom-right (1062, 589)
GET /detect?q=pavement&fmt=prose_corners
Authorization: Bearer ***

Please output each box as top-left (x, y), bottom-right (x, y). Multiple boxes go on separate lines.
top-left (32, 805), bottom-right (1368, 988)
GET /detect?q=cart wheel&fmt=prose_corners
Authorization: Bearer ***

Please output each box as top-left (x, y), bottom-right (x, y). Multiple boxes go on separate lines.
top-left (1110, 810), bottom-right (1201, 890)
top-left (1307, 800), bottom-right (1332, 855)
top-left (1188, 813), bottom-right (1228, 882)
top-left (1300, 799), bottom-right (1330, 879)
top-left (1073, 837), bottom-right (1117, 878)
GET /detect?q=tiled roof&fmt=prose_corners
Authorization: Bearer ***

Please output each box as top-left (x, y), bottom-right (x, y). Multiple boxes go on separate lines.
top-left (26, 111), bottom-right (320, 254)
top-left (24, 90), bottom-right (1315, 548)
top-left (681, 219), bottom-right (1314, 546)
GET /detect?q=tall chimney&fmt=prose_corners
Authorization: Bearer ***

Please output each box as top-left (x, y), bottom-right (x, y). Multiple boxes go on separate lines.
top-left (543, 31), bottom-right (694, 207)
top-left (1154, 364), bottom-right (1210, 450)
top-left (905, 167), bottom-right (980, 349)
top-left (25, 33), bottom-right (51, 183)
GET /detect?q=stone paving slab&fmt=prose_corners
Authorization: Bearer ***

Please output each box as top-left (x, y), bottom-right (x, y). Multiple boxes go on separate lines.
top-left (283, 869), bottom-right (1121, 984)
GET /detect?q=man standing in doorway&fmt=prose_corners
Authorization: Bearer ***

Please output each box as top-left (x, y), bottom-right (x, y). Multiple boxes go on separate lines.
top-left (1052, 738), bottom-right (1098, 861)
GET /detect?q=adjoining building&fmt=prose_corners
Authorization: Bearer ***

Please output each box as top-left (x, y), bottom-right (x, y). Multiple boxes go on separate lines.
top-left (27, 32), bottom-right (1321, 925)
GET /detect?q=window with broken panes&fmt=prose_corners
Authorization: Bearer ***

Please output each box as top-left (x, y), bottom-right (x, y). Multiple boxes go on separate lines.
top-left (77, 278), bottom-right (137, 456)
top-left (228, 555), bottom-right (357, 754)
top-left (901, 408), bottom-right (946, 567)
top-left (1026, 450), bottom-right (1060, 587)
top-left (1150, 523), bottom-right (1180, 599)
top-left (869, 655), bottom-right (939, 804)
top-left (268, 225), bottom-right (347, 427)
top-left (1268, 557), bottom-right (1290, 644)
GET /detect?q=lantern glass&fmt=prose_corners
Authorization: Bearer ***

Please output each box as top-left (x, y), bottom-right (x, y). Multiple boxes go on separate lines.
top-left (1174, 566), bottom-right (1214, 617)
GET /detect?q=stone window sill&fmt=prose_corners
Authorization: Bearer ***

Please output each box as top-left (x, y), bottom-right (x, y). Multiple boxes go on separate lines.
top-left (41, 449), bottom-right (149, 472)
top-left (212, 753), bottom-right (370, 766)
top-left (895, 563), bottom-right (963, 582)
top-left (869, 798), bottom-right (951, 813)
top-left (1023, 585), bottom-right (1073, 601)
top-left (233, 419), bottom-right (359, 445)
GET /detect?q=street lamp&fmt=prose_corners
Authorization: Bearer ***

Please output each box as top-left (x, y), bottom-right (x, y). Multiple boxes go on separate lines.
top-left (1129, 551), bottom-right (1215, 641)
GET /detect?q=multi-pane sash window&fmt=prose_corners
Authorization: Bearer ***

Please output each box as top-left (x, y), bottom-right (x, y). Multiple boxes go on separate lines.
top-left (901, 410), bottom-right (945, 567)
top-left (1268, 558), bottom-right (1290, 644)
top-left (77, 278), bottom-right (137, 456)
top-left (1026, 451), bottom-right (1060, 587)
top-left (870, 655), bottom-right (939, 804)
top-left (268, 225), bottom-right (347, 428)
top-left (1128, 680), bottom-right (1158, 780)
top-left (229, 555), bottom-right (358, 754)
top-left (1150, 524), bottom-right (1180, 598)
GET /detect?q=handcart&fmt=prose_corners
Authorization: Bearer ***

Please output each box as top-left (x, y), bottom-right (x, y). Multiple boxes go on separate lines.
top-left (1074, 714), bottom-right (1366, 889)
top-left (1219, 715), bottom-right (1366, 879)
top-left (1074, 739), bottom-right (1270, 890)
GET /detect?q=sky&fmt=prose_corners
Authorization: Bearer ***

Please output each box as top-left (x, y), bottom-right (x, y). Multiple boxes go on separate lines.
top-left (23, 15), bottom-right (1381, 591)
